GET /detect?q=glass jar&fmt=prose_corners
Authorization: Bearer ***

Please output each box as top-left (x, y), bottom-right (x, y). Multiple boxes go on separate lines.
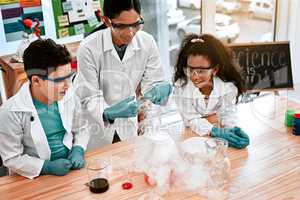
top-left (133, 128), bottom-right (178, 196)
top-left (138, 100), bottom-right (163, 137)
top-left (205, 138), bottom-right (231, 189)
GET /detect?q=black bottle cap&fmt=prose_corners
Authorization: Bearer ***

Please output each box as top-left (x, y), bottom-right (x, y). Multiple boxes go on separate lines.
top-left (89, 178), bottom-right (109, 193)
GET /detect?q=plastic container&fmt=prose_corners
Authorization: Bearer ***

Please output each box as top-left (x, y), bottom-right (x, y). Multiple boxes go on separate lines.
top-left (284, 109), bottom-right (295, 127)
top-left (293, 113), bottom-right (300, 136)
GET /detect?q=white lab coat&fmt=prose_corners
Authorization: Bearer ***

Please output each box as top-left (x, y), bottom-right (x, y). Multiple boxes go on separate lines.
top-left (0, 82), bottom-right (90, 179)
top-left (174, 77), bottom-right (238, 136)
top-left (73, 28), bottom-right (166, 144)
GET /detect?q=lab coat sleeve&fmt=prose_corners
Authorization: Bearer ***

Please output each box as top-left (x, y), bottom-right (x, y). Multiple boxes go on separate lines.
top-left (71, 97), bottom-right (91, 151)
top-left (173, 87), bottom-right (213, 136)
top-left (0, 109), bottom-right (44, 179)
top-left (74, 44), bottom-right (108, 129)
top-left (141, 35), bottom-right (166, 93)
top-left (218, 84), bottom-right (238, 128)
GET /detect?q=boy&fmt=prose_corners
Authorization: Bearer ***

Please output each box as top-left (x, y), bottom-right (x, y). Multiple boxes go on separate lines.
top-left (0, 39), bottom-right (89, 179)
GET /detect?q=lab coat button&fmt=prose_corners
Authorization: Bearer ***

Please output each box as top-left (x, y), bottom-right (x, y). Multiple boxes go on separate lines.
top-left (30, 116), bottom-right (34, 121)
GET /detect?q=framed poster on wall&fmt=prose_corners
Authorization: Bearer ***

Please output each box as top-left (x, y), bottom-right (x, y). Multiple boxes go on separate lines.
top-left (52, 0), bottom-right (102, 39)
top-left (0, 0), bottom-right (45, 42)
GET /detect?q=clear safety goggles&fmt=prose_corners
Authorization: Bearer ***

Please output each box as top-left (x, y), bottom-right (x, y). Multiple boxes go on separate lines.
top-left (111, 18), bottom-right (144, 32)
top-left (37, 72), bottom-right (75, 83)
top-left (186, 66), bottom-right (213, 77)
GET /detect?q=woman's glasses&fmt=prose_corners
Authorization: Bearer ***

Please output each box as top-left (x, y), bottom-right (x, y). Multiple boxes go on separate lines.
top-left (111, 18), bottom-right (144, 31)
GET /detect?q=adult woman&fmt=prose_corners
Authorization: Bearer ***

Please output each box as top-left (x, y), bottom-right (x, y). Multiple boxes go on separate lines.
top-left (74, 0), bottom-right (171, 144)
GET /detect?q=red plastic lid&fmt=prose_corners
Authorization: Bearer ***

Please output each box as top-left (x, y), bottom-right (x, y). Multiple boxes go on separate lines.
top-left (122, 182), bottom-right (133, 190)
top-left (294, 113), bottom-right (300, 118)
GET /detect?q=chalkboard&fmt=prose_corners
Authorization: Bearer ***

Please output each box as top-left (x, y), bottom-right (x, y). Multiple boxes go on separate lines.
top-left (229, 42), bottom-right (293, 91)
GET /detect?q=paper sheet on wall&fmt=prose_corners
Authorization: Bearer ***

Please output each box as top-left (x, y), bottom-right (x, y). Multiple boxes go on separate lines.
top-left (62, 1), bottom-right (72, 12)
top-left (83, 0), bottom-right (97, 18)
top-left (58, 15), bottom-right (69, 27)
top-left (87, 16), bottom-right (98, 27)
top-left (91, 0), bottom-right (101, 10)
top-left (52, 0), bottom-right (102, 39)
top-left (84, 0), bottom-right (99, 27)
top-left (67, 0), bottom-right (87, 23)
top-left (74, 23), bottom-right (85, 35)
top-left (66, 0), bottom-right (99, 24)
top-left (58, 27), bottom-right (69, 38)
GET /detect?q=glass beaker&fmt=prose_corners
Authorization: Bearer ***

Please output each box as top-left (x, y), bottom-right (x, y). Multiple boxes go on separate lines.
top-left (179, 137), bottom-right (210, 192)
top-left (205, 138), bottom-right (231, 189)
top-left (134, 132), bottom-right (176, 196)
top-left (86, 158), bottom-right (111, 193)
top-left (142, 103), bottom-right (163, 135)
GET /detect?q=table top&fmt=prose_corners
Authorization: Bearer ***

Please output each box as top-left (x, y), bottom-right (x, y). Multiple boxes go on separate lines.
top-left (1, 94), bottom-right (300, 200)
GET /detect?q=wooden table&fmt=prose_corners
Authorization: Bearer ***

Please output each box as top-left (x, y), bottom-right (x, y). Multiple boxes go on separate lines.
top-left (0, 94), bottom-right (300, 199)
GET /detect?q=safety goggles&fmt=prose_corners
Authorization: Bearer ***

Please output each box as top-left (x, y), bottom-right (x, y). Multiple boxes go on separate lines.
top-left (111, 18), bottom-right (144, 31)
top-left (38, 72), bottom-right (75, 83)
top-left (186, 66), bottom-right (214, 77)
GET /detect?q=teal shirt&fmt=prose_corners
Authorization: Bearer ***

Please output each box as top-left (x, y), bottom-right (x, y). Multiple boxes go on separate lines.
top-left (33, 100), bottom-right (69, 161)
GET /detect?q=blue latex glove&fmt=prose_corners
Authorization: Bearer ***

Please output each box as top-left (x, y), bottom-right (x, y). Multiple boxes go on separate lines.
top-left (103, 96), bottom-right (138, 121)
top-left (211, 127), bottom-right (249, 149)
top-left (233, 127), bottom-right (250, 149)
top-left (144, 83), bottom-right (172, 105)
top-left (68, 146), bottom-right (85, 169)
top-left (41, 158), bottom-right (72, 176)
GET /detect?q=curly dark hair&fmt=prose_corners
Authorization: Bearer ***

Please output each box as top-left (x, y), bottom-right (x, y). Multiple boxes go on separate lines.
top-left (173, 33), bottom-right (245, 100)
top-left (23, 38), bottom-right (71, 80)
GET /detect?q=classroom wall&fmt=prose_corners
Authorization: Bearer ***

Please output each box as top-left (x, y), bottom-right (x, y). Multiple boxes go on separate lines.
top-left (0, 0), bottom-right (96, 56)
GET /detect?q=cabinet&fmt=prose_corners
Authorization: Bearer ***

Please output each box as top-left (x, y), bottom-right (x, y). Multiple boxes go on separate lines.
top-left (0, 57), bottom-right (26, 98)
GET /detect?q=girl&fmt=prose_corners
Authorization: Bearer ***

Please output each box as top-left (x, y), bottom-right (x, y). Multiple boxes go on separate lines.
top-left (173, 34), bottom-right (249, 149)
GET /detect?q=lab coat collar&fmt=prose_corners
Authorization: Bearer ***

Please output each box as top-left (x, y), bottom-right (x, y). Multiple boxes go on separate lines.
top-left (179, 77), bottom-right (224, 111)
top-left (10, 81), bottom-right (38, 113)
top-left (103, 28), bottom-right (141, 56)
top-left (103, 28), bottom-right (114, 52)
top-left (9, 82), bottom-right (51, 159)
top-left (9, 82), bottom-right (73, 159)
top-left (210, 76), bottom-right (225, 98)
top-left (122, 36), bottom-right (140, 62)
top-left (182, 76), bottom-right (223, 99)
top-left (10, 81), bottom-right (73, 114)
top-left (178, 79), bottom-right (202, 99)
top-left (205, 77), bottom-right (223, 111)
